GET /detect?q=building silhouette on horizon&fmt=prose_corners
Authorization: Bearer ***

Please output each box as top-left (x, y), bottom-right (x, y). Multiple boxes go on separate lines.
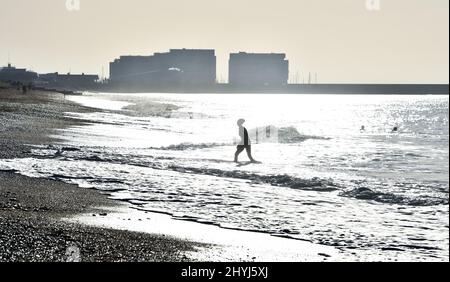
top-left (109, 49), bottom-right (216, 91)
top-left (0, 64), bottom-right (38, 83)
top-left (38, 72), bottom-right (99, 89)
top-left (229, 52), bottom-right (289, 87)
top-left (3, 53), bottom-right (448, 94)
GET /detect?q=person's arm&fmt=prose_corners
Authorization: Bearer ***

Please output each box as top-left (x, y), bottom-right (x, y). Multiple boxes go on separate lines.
top-left (244, 128), bottom-right (250, 145)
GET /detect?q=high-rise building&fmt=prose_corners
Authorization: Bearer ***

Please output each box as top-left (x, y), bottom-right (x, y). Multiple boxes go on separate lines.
top-left (229, 52), bottom-right (289, 86)
top-left (109, 49), bottom-right (216, 90)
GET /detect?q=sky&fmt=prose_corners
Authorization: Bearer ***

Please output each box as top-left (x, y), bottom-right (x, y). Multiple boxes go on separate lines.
top-left (0, 0), bottom-right (448, 83)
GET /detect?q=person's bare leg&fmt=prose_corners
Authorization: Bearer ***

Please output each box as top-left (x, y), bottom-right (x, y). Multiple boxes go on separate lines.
top-left (245, 146), bottom-right (256, 162)
top-left (234, 146), bottom-right (245, 162)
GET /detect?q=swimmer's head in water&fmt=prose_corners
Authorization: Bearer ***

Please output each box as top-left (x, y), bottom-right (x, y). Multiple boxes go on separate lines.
top-left (237, 119), bottom-right (245, 126)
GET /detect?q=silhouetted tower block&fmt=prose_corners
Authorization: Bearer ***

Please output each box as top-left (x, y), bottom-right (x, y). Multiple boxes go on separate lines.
top-left (109, 49), bottom-right (216, 89)
top-left (229, 52), bottom-right (289, 86)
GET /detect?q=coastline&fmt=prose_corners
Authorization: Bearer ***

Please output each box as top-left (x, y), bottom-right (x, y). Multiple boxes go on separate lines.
top-left (0, 88), bottom-right (339, 262)
top-left (64, 204), bottom-right (340, 262)
top-left (0, 88), bottom-right (202, 262)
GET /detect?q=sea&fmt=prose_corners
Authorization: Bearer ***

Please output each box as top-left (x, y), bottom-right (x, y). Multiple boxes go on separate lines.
top-left (1, 92), bottom-right (448, 261)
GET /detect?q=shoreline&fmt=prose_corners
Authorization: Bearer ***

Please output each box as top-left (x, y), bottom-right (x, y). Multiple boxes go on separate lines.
top-left (2, 88), bottom-right (448, 262)
top-left (0, 87), bottom-right (338, 262)
top-left (0, 171), bottom-right (199, 262)
top-left (64, 204), bottom-right (339, 262)
top-left (0, 88), bottom-right (203, 262)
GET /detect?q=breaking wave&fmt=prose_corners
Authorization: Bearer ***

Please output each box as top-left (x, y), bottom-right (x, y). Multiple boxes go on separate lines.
top-left (277, 126), bottom-right (330, 143)
top-left (144, 127), bottom-right (329, 151)
top-left (28, 145), bottom-right (449, 207)
top-left (247, 126), bottom-right (330, 144)
top-left (339, 187), bottom-right (449, 206)
top-left (168, 165), bottom-right (339, 192)
top-left (154, 142), bottom-right (230, 151)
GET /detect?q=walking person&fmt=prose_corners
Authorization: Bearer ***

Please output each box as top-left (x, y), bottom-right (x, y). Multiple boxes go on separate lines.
top-left (234, 119), bottom-right (257, 163)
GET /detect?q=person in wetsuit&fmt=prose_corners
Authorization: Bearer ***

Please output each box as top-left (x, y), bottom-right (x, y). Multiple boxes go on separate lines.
top-left (234, 119), bottom-right (257, 163)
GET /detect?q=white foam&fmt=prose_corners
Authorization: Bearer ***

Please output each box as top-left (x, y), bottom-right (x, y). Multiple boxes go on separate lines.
top-left (63, 204), bottom-right (342, 262)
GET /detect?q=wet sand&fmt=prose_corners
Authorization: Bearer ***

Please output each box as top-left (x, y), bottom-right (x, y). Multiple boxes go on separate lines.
top-left (0, 88), bottom-right (201, 262)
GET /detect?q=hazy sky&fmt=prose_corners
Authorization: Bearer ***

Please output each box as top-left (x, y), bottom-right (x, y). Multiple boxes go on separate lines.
top-left (0, 0), bottom-right (448, 83)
